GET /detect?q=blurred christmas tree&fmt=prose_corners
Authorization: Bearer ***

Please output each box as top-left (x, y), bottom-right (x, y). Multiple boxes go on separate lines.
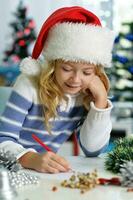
top-left (3, 0), bottom-right (36, 65)
top-left (108, 22), bottom-right (133, 102)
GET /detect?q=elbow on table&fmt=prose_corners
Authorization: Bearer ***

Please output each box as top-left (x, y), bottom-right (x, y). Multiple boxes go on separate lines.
top-left (80, 142), bottom-right (109, 157)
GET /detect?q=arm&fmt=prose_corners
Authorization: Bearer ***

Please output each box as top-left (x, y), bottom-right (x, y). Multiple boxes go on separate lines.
top-left (0, 74), bottom-right (70, 172)
top-left (79, 75), bottom-right (113, 156)
top-left (0, 74), bottom-right (36, 159)
top-left (79, 100), bottom-right (113, 156)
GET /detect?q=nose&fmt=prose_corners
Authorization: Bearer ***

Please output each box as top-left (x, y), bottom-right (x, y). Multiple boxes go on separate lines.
top-left (70, 72), bottom-right (81, 82)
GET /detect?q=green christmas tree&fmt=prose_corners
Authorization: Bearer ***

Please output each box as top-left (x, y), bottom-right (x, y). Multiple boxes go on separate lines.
top-left (108, 22), bottom-right (133, 102)
top-left (3, 1), bottom-right (36, 65)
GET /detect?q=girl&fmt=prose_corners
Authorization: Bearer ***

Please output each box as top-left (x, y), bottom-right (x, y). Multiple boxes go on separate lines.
top-left (0, 6), bottom-right (115, 173)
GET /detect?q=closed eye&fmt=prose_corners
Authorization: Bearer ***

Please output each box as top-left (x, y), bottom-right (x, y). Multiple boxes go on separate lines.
top-left (83, 72), bottom-right (92, 76)
top-left (62, 67), bottom-right (72, 72)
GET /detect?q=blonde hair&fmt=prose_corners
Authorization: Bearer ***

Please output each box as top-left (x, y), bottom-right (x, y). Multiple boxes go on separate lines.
top-left (38, 61), bottom-right (110, 133)
top-left (39, 61), bottom-right (64, 133)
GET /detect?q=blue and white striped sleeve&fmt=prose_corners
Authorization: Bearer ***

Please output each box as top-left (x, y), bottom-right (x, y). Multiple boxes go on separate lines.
top-left (0, 74), bottom-right (36, 158)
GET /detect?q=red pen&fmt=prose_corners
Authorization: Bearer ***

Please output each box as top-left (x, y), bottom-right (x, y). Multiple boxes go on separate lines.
top-left (32, 134), bottom-right (53, 152)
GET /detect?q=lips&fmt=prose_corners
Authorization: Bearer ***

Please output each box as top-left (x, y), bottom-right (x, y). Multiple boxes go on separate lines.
top-left (65, 83), bottom-right (81, 88)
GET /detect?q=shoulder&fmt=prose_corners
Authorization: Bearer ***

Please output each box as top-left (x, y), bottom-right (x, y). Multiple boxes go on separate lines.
top-left (13, 74), bottom-right (39, 102)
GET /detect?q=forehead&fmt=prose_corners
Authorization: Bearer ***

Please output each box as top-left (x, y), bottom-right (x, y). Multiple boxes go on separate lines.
top-left (57, 60), bottom-right (95, 69)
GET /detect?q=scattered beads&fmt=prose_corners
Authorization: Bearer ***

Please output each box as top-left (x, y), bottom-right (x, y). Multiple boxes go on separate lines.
top-left (52, 186), bottom-right (58, 191)
top-left (61, 170), bottom-right (99, 193)
top-left (127, 188), bottom-right (133, 192)
top-left (8, 171), bottom-right (39, 188)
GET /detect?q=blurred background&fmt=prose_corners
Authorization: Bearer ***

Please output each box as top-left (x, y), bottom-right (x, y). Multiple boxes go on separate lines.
top-left (0, 0), bottom-right (133, 154)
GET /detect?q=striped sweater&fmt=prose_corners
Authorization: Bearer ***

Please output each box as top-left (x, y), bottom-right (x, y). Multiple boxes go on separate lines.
top-left (0, 74), bottom-right (113, 159)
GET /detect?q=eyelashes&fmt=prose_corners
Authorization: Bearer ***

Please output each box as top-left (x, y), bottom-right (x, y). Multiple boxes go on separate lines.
top-left (62, 68), bottom-right (93, 76)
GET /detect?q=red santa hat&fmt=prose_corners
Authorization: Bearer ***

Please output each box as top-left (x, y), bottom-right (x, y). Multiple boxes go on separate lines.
top-left (20, 6), bottom-right (115, 76)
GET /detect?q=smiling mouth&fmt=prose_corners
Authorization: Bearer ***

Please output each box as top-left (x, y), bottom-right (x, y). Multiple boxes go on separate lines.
top-left (65, 83), bottom-right (81, 88)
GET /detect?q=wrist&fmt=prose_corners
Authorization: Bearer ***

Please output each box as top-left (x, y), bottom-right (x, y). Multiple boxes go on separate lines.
top-left (94, 97), bottom-right (108, 109)
top-left (19, 151), bottom-right (38, 169)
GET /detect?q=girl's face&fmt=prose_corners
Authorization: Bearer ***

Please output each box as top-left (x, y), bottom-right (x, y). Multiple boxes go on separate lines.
top-left (55, 61), bottom-right (96, 95)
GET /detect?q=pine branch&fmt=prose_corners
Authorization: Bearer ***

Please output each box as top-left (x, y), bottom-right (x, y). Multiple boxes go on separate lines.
top-left (105, 137), bottom-right (133, 173)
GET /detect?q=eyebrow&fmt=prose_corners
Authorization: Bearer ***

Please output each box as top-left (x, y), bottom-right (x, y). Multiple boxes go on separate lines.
top-left (65, 63), bottom-right (94, 69)
top-left (82, 67), bottom-right (94, 70)
top-left (61, 62), bottom-right (95, 71)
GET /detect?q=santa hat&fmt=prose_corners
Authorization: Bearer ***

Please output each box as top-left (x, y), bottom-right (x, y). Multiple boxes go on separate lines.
top-left (20, 6), bottom-right (115, 76)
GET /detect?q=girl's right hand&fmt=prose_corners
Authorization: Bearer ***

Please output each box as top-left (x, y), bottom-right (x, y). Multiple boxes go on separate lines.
top-left (19, 151), bottom-right (71, 173)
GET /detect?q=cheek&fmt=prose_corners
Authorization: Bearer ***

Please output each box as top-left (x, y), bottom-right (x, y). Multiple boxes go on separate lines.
top-left (55, 71), bottom-right (67, 84)
top-left (84, 78), bottom-right (90, 84)
top-left (58, 71), bottom-right (70, 81)
top-left (82, 75), bottom-right (93, 86)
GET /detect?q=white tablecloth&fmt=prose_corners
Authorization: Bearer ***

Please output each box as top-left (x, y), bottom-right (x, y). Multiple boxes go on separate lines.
top-left (14, 156), bottom-right (133, 200)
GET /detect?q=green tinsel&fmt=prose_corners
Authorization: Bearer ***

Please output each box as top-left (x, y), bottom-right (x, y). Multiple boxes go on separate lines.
top-left (105, 137), bottom-right (133, 173)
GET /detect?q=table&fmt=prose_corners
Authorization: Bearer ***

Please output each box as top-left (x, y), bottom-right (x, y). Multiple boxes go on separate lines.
top-left (14, 156), bottom-right (132, 200)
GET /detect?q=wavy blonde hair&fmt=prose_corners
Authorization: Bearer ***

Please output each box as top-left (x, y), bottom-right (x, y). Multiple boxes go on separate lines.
top-left (38, 60), bottom-right (110, 133)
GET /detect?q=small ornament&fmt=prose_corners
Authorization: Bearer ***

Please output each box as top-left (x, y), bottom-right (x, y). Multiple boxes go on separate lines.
top-left (0, 149), bottom-right (40, 188)
top-left (127, 188), bottom-right (133, 192)
top-left (98, 177), bottom-right (121, 186)
top-left (24, 28), bottom-right (31, 35)
top-left (114, 35), bottom-right (120, 44)
top-left (0, 167), bottom-right (17, 200)
top-left (120, 161), bottom-right (133, 187)
top-left (28, 19), bottom-right (35, 28)
top-left (113, 54), bottom-right (128, 64)
top-left (18, 40), bottom-right (26, 46)
top-left (128, 66), bottom-right (133, 74)
top-left (0, 149), bottom-right (22, 172)
top-left (125, 33), bottom-right (133, 42)
top-left (8, 171), bottom-right (39, 188)
top-left (52, 186), bottom-right (58, 192)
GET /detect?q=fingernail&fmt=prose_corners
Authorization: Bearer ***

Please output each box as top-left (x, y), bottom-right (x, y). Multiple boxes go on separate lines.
top-left (68, 166), bottom-right (72, 170)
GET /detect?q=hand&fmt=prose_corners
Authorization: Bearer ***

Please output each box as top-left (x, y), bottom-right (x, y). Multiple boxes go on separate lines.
top-left (19, 151), bottom-right (71, 173)
top-left (84, 75), bottom-right (108, 109)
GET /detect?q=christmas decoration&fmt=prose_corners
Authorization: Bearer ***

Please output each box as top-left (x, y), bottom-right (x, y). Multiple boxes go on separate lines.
top-left (8, 171), bottom-right (39, 188)
top-left (60, 170), bottom-right (122, 194)
top-left (120, 161), bottom-right (133, 187)
top-left (0, 149), bottom-right (22, 172)
top-left (3, 0), bottom-right (36, 66)
top-left (105, 137), bottom-right (133, 173)
top-left (61, 170), bottom-right (99, 193)
top-left (0, 149), bottom-right (39, 189)
top-left (98, 177), bottom-right (121, 186)
top-left (107, 22), bottom-right (133, 102)
top-left (0, 167), bottom-right (17, 200)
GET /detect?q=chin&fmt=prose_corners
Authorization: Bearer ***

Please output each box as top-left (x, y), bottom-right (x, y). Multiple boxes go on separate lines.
top-left (62, 85), bottom-right (81, 94)
top-left (64, 89), bottom-right (81, 95)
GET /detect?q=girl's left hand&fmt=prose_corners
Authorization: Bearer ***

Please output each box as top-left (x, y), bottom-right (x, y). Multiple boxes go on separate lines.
top-left (85, 75), bottom-right (108, 109)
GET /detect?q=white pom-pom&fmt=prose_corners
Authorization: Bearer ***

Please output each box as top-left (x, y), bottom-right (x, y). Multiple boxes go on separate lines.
top-left (20, 57), bottom-right (42, 76)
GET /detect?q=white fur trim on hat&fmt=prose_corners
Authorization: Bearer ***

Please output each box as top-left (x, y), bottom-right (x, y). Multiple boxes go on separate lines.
top-left (20, 57), bottom-right (43, 76)
top-left (43, 23), bottom-right (115, 67)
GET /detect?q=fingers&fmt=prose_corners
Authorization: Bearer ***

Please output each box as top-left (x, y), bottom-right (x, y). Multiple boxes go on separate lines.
top-left (44, 164), bottom-right (59, 174)
top-left (48, 159), bottom-right (67, 172)
top-left (51, 153), bottom-right (71, 170)
top-left (41, 152), bottom-right (71, 173)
